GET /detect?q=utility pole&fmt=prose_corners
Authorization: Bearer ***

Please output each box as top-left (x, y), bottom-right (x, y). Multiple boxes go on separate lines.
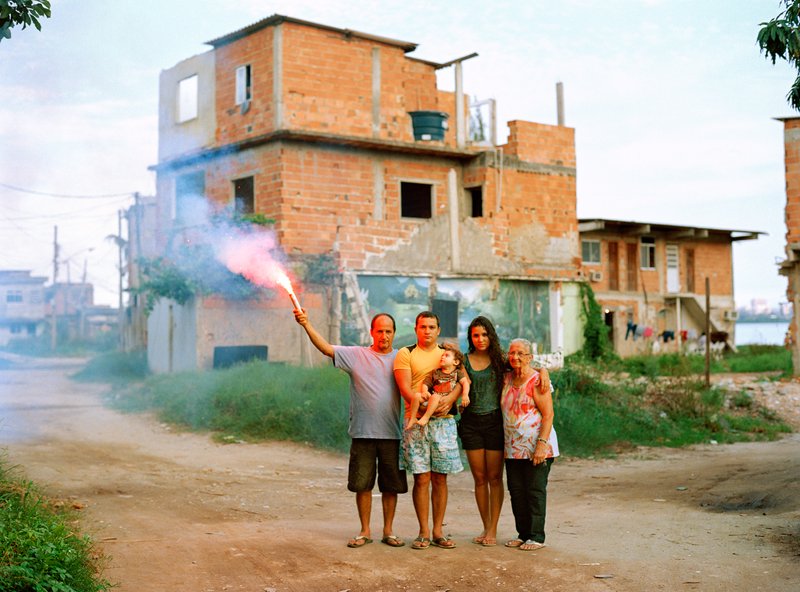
top-left (51, 225), bottom-right (59, 351)
top-left (118, 209), bottom-right (125, 349)
top-left (80, 258), bottom-right (88, 340)
top-left (705, 277), bottom-right (711, 388)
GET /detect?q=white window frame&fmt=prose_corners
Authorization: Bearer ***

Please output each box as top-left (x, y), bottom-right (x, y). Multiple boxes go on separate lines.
top-left (581, 240), bottom-right (601, 264)
top-left (640, 237), bottom-right (656, 270)
top-left (235, 65), bottom-right (252, 106)
top-left (177, 74), bottom-right (198, 123)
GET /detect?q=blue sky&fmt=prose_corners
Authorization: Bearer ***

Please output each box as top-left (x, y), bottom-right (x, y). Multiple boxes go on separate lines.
top-left (0, 0), bottom-right (795, 308)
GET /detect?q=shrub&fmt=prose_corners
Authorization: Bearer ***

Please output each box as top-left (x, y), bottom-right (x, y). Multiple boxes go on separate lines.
top-left (0, 458), bottom-right (110, 591)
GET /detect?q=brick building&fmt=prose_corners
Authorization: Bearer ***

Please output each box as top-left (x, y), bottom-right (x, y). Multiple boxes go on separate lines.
top-left (579, 219), bottom-right (760, 356)
top-left (779, 116), bottom-right (800, 372)
top-left (146, 14), bottom-right (583, 371)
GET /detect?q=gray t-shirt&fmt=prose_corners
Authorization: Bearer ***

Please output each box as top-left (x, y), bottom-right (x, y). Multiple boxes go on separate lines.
top-left (333, 346), bottom-right (401, 440)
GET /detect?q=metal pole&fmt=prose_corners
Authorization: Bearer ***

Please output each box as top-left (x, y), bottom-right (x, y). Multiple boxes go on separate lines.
top-left (705, 277), bottom-right (711, 388)
top-left (51, 225), bottom-right (58, 351)
top-left (118, 210), bottom-right (124, 349)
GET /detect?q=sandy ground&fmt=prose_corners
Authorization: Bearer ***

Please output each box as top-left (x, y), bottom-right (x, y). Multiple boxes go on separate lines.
top-left (0, 354), bottom-right (798, 592)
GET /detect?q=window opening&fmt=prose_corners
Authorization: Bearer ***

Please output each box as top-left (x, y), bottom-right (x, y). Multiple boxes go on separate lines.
top-left (233, 176), bottom-right (255, 215)
top-left (6, 290), bottom-right (23, 303)
top-left (468, 186), bottom-right (483, 217)
top-left (177, 74), bottom-right (198, 123)
top-left (400, 182), bottom-right (432, 219)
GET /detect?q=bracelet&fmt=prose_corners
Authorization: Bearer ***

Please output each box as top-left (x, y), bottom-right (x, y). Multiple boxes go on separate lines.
top-left (536, 437), bottom-right (548, 445)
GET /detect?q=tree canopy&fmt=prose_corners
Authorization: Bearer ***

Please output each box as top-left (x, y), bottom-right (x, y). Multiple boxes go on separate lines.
top-left (0, 1), bottom-right (51, 44)
top-left (758, 0), bottom-right (800, 110)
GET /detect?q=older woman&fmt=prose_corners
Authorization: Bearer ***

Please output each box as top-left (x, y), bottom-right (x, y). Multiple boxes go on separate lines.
top-left (501, 338), bottom-right (559, 551)
top-left (459, 316), bottom-right (507, 547)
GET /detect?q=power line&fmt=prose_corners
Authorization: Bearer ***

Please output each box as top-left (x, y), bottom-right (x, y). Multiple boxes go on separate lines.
top-left (0, 182), bottom-right (135, 199)
top-left (0, 196), bottom-right (132, 220)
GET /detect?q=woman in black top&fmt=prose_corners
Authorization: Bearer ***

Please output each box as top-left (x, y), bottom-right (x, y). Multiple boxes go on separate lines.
top-left (458, 316), bottom-right (506, 546)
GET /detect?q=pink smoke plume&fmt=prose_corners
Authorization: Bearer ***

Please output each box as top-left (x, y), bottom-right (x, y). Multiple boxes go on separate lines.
top-left (217, 231), bottom-right (301, 309)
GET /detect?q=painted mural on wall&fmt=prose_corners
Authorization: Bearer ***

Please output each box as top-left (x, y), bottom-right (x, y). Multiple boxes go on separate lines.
top-left (342, 275), bottom-right (551, 353)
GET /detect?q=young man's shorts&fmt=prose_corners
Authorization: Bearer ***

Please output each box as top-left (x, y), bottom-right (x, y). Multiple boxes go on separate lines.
top-left (457, 409), bottom-right (504, 451)
top-left (402, 417), bottom-right (464, 475)
top-left (348, 438), bottom-right (408, 493)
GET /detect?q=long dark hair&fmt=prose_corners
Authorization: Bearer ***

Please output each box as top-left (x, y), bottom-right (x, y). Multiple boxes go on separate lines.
top-left (466, 316), bottom-right (506, 400)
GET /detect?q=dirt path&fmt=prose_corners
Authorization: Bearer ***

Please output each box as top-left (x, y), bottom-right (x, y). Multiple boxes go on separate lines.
top-left (1, 355), bottom-right (798, 591)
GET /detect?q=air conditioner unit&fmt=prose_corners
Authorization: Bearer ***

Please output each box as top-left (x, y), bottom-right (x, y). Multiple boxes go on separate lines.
top-left (589, 271), bottom-right (603, 282)
top-left (723, 310), bottom-right (739, 321)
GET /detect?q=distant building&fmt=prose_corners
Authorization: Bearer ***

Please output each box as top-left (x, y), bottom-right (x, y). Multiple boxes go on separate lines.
top-left (579, 219), bottom-right (761, 356)
top-left (48, 282), bottom-right (118, 342)
top-left (0, 270), bottom-right (48, 346)
top-left (749, 298), bottom-right (771, 315)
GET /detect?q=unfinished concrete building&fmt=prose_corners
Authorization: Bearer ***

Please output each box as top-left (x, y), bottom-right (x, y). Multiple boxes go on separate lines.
top-left (145, 14), bottom-right (584, 371)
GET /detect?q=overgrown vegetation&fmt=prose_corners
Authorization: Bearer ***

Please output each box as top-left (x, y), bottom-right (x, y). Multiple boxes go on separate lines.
top-left (135, 245), bottom-right (270, 312)
top-left (616, 345), bottom-right (792, 378)
top-left (108, 361), bottom-right (352, 451)
top-left (72, 349), bottom-right (148, 385)
top-left (578, 283), bottom-right (612, 361)
top-left (95, 346), bottom-right (792, 458)
top-left (0, 456), bottom-right (110, 591)
top-left (552, 362), bottom-right (791, 456)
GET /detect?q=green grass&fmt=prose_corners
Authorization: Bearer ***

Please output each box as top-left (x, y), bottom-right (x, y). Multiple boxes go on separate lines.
top-left (108, 360), bottom-right (352, 452)
top-left (551, 363), bottom-right (792, 457)
top-left (616, 345), bottom-right (792, 378)
top-left (94, 349), bottom-right (793, 459)
top-left (71, 350), bottom-right (148, 385)
top-left (0, 456), bottom-right (110, 592)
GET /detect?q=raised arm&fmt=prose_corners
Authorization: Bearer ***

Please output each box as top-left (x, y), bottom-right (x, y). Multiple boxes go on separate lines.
top-left (293, 308), bottom-right (334, 359)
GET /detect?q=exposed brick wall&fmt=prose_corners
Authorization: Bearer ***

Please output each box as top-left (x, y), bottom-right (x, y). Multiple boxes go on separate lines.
top-left (785, 119), bottom-right (800, 246)
top-left (160, 18), bottom-right (581, 282)
top-left (214, 26), bottom-right (276, 145)
top-left (504, 121), bottom-right (576, 168)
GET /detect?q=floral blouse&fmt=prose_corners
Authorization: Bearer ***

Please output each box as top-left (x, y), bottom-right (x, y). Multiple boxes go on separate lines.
top-left (500, 371), bottom-right (560, 460)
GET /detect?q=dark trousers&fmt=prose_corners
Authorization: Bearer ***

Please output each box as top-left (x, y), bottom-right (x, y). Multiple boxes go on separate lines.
top-left (505, 457), bottom-right (553, 543)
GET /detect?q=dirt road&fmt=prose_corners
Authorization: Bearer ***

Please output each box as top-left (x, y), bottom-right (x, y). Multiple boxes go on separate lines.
top-left (1, 354), bottom-right (798, 591)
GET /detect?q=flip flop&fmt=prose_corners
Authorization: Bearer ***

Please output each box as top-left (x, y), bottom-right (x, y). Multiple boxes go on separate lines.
top-left (381, 535), bottom-right (405, 547)
top-left (471, 535), bottom-right (486, 545)
top-left (431, 536), bottom-right (456, 549)
top-left (411, 536), bottom-right (430, 550)
top-left (519, 539), bottom-right (546, 551)
top-left (505, 538), bottom-right (524, 548)
top-left (347, 535), bottom-right (372, 548)
top-left (481, 537), bottom-right (497, 547)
